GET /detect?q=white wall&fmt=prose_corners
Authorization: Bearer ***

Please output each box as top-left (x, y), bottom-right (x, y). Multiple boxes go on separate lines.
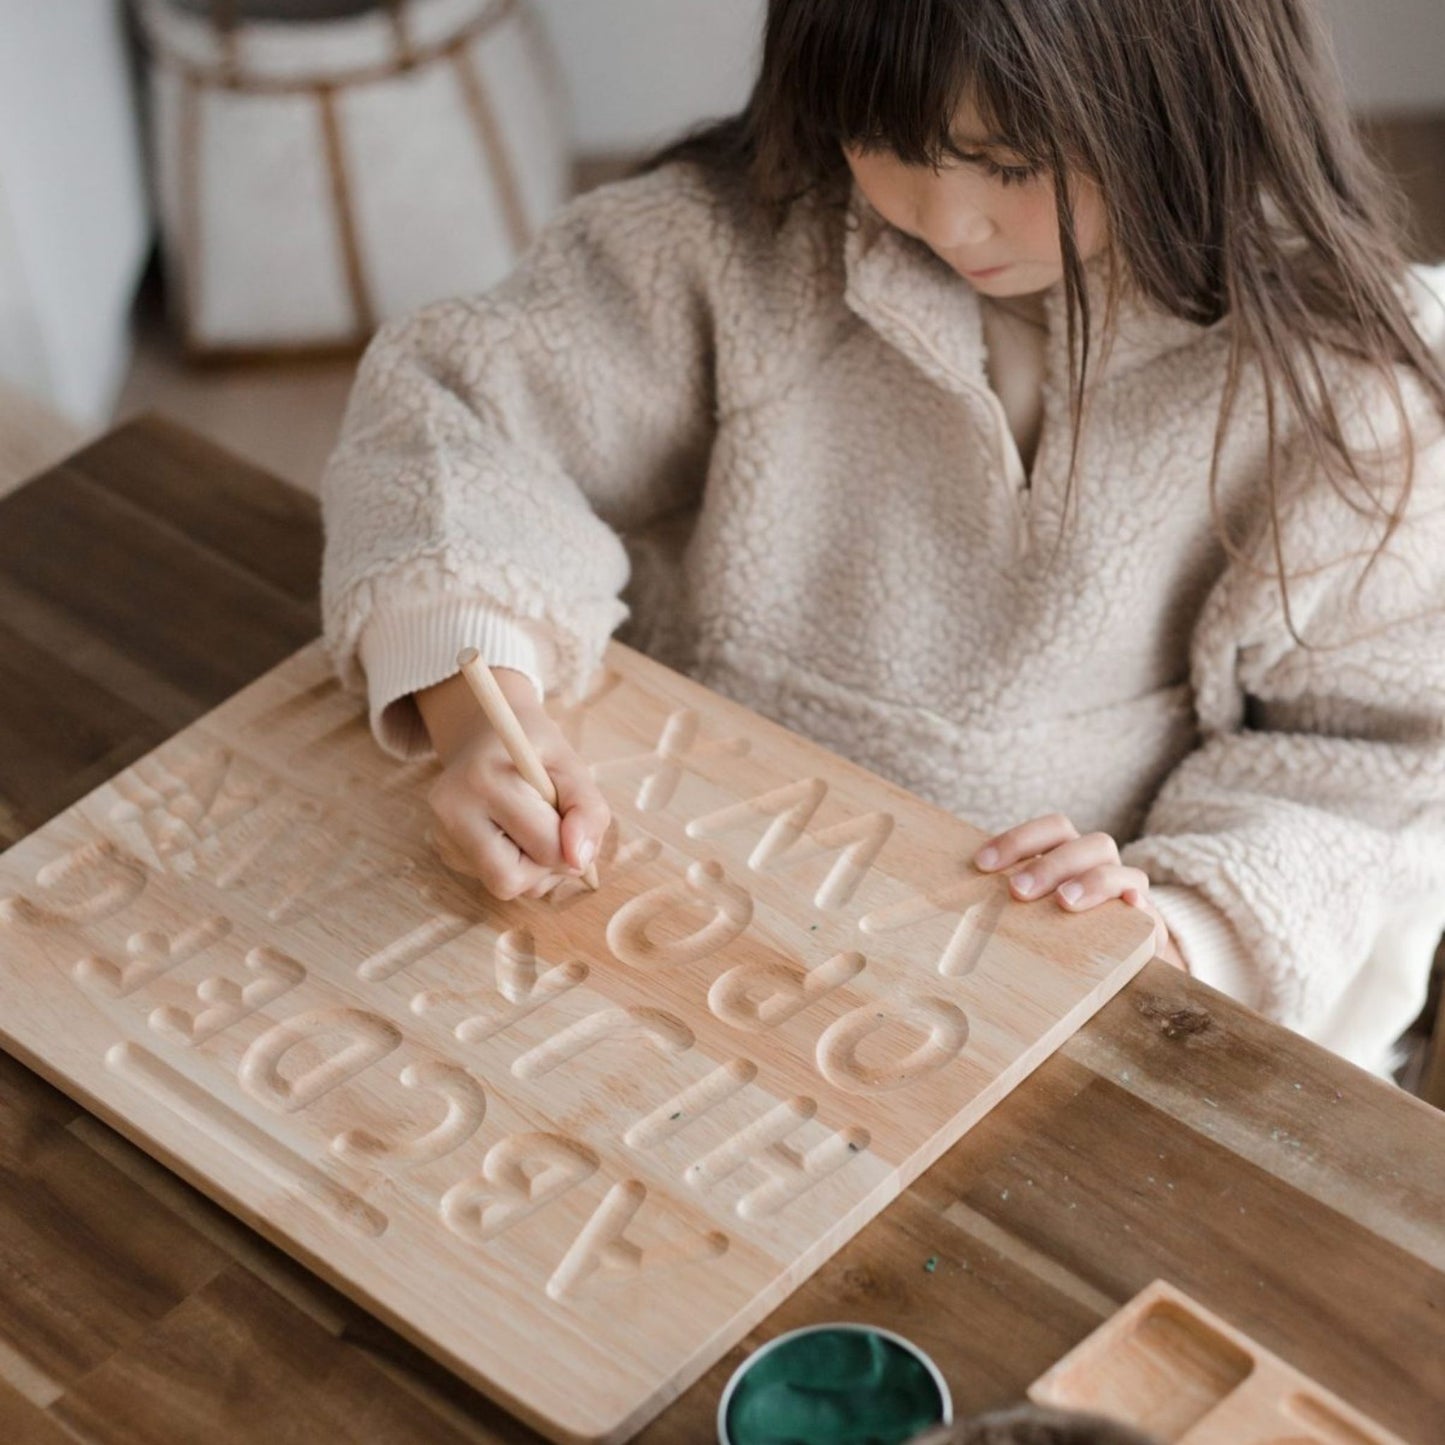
top-left (1322, 0), bottom-right (1445, 112)
top-left (536, 0), bottom-right (1445, 154)
top-left (0, 0), bottom-right (149, 423)
top-left (532, 0), bottom-right (763, 152)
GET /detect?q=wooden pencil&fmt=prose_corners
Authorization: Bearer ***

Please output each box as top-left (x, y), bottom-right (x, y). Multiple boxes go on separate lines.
top-left (455, 647), bottom-right (600, 891)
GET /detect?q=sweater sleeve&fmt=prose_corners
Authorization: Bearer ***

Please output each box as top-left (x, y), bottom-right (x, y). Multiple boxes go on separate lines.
top-left (1120, 367), bottom-right (1445, 1061)
top-left (319, 165), bottom-right (720, 759)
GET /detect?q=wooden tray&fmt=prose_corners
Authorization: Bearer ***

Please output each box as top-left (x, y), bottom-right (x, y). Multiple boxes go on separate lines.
top-left (1028, 1279), bottom-right (1408, 1443)
top-left (0, 639), bottom-right (1152, 1443)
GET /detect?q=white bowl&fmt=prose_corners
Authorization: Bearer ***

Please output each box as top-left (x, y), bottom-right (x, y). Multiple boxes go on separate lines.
top-left (716, 1321), bottom-right (953, 1445)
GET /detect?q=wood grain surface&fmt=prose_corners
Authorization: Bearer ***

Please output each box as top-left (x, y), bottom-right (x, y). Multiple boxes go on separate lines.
top-left (0, 419), bottom-right (1441, 1445)
top-left (1028, 1279), bottom-right (1408, 1443)
top-left (0, 536), bottom-right (1156, 1440)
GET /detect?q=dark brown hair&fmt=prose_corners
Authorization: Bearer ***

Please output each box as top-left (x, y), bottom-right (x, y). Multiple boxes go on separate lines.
top-left (908, 1402), bottom-right (1161, 1444)
top-left (644, 0), bottom-right (1445, 639)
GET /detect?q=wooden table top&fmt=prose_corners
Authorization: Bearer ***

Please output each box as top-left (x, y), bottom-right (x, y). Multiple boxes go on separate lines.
top-left (1, 418), bottom-right (1441, 1445)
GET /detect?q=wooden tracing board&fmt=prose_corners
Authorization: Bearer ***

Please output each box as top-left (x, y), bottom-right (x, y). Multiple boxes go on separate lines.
top-left (0, 639), bottom-right (1154, 1443)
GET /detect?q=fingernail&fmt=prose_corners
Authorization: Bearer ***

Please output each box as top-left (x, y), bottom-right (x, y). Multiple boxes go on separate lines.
top-left (1058, 881), bottom-right (1083, 906)
top-left (976, 846), bottom-right (999, 869)
top-left (578, 838), bottom-right (596, 867)
top-left (1012, 872), bottom-right (1035, 896)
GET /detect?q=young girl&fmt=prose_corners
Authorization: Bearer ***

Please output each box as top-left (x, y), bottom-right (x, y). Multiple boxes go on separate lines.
top-left (320, 0), bottom-right (1445, 1079)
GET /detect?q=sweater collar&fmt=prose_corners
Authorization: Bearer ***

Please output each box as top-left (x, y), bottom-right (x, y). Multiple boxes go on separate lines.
top-left (840, 179), bottom-right (1218, 394)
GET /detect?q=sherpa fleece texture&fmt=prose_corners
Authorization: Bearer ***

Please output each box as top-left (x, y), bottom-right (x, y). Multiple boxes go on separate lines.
top-left (320, 162), bottom-right (1445, 1076)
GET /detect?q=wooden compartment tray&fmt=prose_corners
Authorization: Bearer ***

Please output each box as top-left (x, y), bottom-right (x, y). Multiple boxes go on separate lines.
top-left (1029, 1279), bottom-right (1408, 1443)
top-left (0, 639), bottom-right (1153, 1443)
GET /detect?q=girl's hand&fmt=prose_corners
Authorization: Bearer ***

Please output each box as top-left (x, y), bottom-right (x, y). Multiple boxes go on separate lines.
top-left (416, 667), bottom-right (612, 901)
top-left (972, 813), bottom-right (1188, 970)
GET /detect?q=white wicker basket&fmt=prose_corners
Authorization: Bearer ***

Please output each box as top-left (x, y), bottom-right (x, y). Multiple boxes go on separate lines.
top-left (137, 0), bottom-right (572, 357)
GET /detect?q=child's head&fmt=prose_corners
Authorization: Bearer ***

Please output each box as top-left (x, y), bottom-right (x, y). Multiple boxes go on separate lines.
top-left (649, 0), bottom-right (1445, 633)
top-left (839, 91), bottom-right (1110, 301)
top-left (728, 1), bottom-right (1392, 318)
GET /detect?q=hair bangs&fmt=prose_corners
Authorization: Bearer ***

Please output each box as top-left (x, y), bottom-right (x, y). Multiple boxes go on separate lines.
top-left (778, 1), bottom-right (998, 170)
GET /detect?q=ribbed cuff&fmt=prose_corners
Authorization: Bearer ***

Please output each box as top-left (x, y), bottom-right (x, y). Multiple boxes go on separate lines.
top-left (359, 600), bottom-right (556, 760)
top-left (1149, 884), bottom-right (1257, 1005)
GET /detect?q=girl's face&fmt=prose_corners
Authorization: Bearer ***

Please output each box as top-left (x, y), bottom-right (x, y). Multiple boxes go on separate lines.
top-left (843, 104), bottom-right (1107, 297)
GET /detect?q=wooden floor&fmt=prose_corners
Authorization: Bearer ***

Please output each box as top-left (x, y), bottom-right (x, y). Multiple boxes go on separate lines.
top-left (0, 387), bottom-right (97, 503)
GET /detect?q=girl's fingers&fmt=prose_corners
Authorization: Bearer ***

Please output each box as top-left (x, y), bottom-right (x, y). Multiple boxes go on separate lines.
top-left (1052, 869), bottom-right (1177, 960)
top-left (973, 813), bottom-right (1080, 871)
top-left (999, 831), bottom-right (1121, 899)
top-left (546, 748), bottom-right (612, 872)
top-left (472, 822), bottom-right (564, 900)
top-left (428, 802), bottom-right (561, 901)
top-left (430, 721), bottom-right (604, 897)
top-left (481, 771), bottom-right (569, 871)
top-left (1052, 863), bottom-right (1152, 909)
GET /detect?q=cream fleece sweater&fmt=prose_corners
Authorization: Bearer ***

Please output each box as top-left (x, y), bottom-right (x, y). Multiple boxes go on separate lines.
top-left (320, 163), bottom-right (1445, 1077)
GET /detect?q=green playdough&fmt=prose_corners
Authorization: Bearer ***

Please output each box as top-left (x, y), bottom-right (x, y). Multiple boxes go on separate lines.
top-left (726, 1328), bottom-right (943, 1445)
